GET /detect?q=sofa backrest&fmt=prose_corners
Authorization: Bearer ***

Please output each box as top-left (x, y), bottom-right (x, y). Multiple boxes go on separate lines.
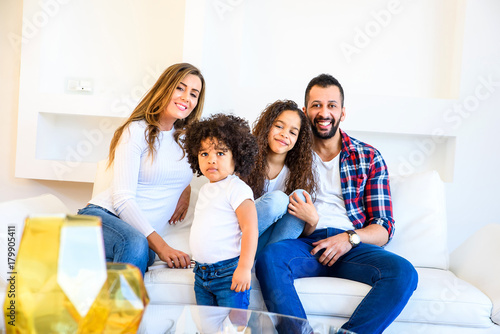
top-left (92, 161), bottom-right (449, 270)
top-left (385, 170), bottom-right (449, 270)
top-left (0, 194), bottom-right (71, 282)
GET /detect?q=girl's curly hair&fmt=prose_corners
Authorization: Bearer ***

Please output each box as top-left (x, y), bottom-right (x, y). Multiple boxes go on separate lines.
top-left (183, 113), bottom-right (258, 178)
top-left (244, 100), bottom-right (317, 198)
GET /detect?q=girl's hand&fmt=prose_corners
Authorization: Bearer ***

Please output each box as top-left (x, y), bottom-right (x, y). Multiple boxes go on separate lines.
top-left (169, 185), bottom-right (191, 224)
top-left (231, 265), bottom-right (252, 292)
top-left (288, 191), bottom-right (319, 227)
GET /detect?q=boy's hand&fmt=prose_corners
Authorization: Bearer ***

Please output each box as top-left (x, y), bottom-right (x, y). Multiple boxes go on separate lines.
top-left (231, 265), bottom-right (251, 292)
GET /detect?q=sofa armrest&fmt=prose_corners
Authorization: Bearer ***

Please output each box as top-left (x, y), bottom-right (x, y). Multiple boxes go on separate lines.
top-left (449, 224), bottom-right (500, 325)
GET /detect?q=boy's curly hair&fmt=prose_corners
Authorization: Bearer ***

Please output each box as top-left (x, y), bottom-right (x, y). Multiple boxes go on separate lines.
top-left (244, 100), bottom-right (317, 198)
top-left (183, 113), bottom-right (258, 178)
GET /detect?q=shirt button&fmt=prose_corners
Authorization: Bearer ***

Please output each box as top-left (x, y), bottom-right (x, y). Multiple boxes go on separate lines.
top-left (201, 266), bottom-right (207, 270)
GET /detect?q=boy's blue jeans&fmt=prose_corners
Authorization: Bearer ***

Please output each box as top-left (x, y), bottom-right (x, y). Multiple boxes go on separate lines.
top-left (193, 256), bottom-right (250, 309)
top-left (255, 227), bottom-right (418, 334)
top-left (77, 204), bottom-right (156, 276)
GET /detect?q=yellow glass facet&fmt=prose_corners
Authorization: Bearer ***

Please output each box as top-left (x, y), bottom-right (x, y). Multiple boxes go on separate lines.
top-left (99, 263), bottom-right (150, 333)
top-left (57, 219), bottom-right (107, 317)
top-left (3, 215), bottom-right (149, 334)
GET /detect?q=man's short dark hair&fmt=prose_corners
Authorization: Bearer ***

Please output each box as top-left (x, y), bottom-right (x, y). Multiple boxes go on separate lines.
top-left (304, 74), bottom-right (344, 108)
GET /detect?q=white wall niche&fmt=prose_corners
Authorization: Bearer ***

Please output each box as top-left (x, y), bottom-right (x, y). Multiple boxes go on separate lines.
top-left (15, 0), bottom-right (186, 182)
top-left (347, 130), bottom-right (456, 182)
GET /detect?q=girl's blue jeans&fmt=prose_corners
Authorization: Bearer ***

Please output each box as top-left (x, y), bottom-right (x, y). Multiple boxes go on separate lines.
top-left (255, 190), bottom-right (307, 256)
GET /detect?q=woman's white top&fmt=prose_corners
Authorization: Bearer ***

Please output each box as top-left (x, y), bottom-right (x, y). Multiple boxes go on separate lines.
top-left (90, 120), bottom-right (193, 237)
top-left (264, 165), bottom-right (290, 193)
top-left (313, 152), bottom-right (353, 230)
top-left (189, 174), bottom-right (254, 264)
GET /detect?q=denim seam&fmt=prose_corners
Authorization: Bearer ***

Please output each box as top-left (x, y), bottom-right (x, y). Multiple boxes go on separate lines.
top-left (103, 221), bottom-right (127, 262)
top-left (339, 259), bottom-right (382, 329)
top-left (286, 255), bottom-right (317, 315)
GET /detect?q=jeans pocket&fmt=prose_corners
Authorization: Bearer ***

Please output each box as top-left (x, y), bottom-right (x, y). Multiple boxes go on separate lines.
top-left (214, 262), bottom-right (238, 278)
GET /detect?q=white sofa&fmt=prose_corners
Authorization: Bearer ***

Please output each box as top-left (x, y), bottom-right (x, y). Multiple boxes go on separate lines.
top-left (1, 171), bottom-right (500, 333)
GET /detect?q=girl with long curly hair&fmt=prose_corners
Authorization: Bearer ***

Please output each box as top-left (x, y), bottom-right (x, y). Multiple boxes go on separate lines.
top-left (78, 63), bottom-right (205, 276)
top-left (183, 113), bottom-right (258, 309)
top-left (244, 100), bottom-right (318, 255)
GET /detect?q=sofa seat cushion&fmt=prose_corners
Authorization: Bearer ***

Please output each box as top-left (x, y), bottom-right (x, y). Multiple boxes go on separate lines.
top-left (398, 268), bottom-right (493, 328)
top-left (145, 267), bottom-right (493, 328)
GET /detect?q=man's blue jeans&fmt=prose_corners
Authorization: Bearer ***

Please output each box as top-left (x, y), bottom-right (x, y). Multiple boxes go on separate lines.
top-left (77, 204), bottom-right (156, 276)
top-left (255, 228), bottom-right (418, 334)
top-left (255, 190), bottom-right (307, 256)
top-left (193, 256), bottom-right (250, 309)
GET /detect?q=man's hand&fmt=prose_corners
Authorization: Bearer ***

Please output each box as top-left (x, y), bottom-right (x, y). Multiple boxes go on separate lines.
top-left (169, 185), bottom-right (191, 224)
top-left (311, 233), bottom-right (352, 266)
top-left (231, 265), bottom-right (251, 292)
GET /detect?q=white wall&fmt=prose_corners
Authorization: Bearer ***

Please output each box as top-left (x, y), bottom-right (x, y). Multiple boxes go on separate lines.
top-left (2, 0), bottom-right (499, 251)
top-left (186, 0), bottom-right (500, 251)
top-left (0, 0), bottom-right (93, 212)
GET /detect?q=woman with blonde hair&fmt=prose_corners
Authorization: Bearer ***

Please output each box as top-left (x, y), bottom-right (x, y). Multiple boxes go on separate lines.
top-left (78, 63), bottom-right (205, 275)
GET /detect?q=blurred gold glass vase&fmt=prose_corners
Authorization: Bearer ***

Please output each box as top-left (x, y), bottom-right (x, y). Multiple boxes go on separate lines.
top-left (3, 214), bottom-right (149, 333)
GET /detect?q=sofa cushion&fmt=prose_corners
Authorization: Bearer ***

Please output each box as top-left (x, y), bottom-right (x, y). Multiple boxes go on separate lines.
top-left (145, 266), bottom-right (493, 328)
top-left (0, 194), bottom-right (70, 282)
top-left (450, 224), bottom-right (500, 325)
top-left (385, 171), bottom-right (449, 270)
top-left (158, 175), bottom-right (209, 257)
top-left (398, 268), bottom-right (493, 328)
top-left (159, 171), bottom-right (450, 271)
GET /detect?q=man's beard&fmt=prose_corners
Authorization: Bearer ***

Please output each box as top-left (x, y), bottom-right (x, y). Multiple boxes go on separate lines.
top-left (311, 117), bottom-right (340, 139)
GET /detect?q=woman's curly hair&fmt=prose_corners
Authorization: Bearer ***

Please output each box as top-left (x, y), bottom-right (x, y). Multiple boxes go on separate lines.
top-left (183, 113), bottom-right (258, 178)
top-left (244, 100), bottom-right (317, 198)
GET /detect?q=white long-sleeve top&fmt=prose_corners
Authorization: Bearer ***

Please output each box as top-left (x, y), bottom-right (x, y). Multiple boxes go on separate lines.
top-left (90, 120), bottom-right (193, 236)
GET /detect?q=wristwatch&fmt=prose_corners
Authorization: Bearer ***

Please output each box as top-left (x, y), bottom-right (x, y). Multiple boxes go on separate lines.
top-left (345, 230), bottom-right (361, 248)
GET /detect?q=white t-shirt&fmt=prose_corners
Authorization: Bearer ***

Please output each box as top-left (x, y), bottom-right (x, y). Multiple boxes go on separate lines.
top-left (90, 120), bottom-right (193, 236)
top-left (189, 174), bottom-right (254, 264)
top-left (264, 165), bottom-right (290, 193)
top-left (313, 152), bottom-right (353, 230)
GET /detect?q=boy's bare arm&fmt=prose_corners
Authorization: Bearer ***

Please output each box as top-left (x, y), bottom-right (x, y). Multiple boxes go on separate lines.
top-left (232, 199), bottom-right (258, 292)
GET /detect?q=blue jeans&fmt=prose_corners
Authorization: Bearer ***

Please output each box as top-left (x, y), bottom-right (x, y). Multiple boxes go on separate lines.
top-left (255, 228), bottom-right (418, 334)
top-left (255, 190), bottom-right (307, 256)
top-left (77, 204), bottom-right (156, 276)
top-left (193, 256), bottom-right (250, 309)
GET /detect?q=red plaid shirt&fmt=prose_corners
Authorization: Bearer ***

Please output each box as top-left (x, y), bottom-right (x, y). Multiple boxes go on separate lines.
top-left (338, 129), bottom-right (395, 241)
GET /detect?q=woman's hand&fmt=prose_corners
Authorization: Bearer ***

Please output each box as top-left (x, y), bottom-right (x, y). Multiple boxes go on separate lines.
top-left (157, 244), bottom-right (191, 268)
top-left (231, 265), bottom-right (251, 292)
top-left (147, 231), bottom-right (191, 268)
top-left (169, 185), bottom-right (191, 224)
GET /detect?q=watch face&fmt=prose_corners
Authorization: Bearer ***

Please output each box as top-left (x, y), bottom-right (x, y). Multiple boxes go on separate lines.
top-left (350, 233), bottom-right (361, 245)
